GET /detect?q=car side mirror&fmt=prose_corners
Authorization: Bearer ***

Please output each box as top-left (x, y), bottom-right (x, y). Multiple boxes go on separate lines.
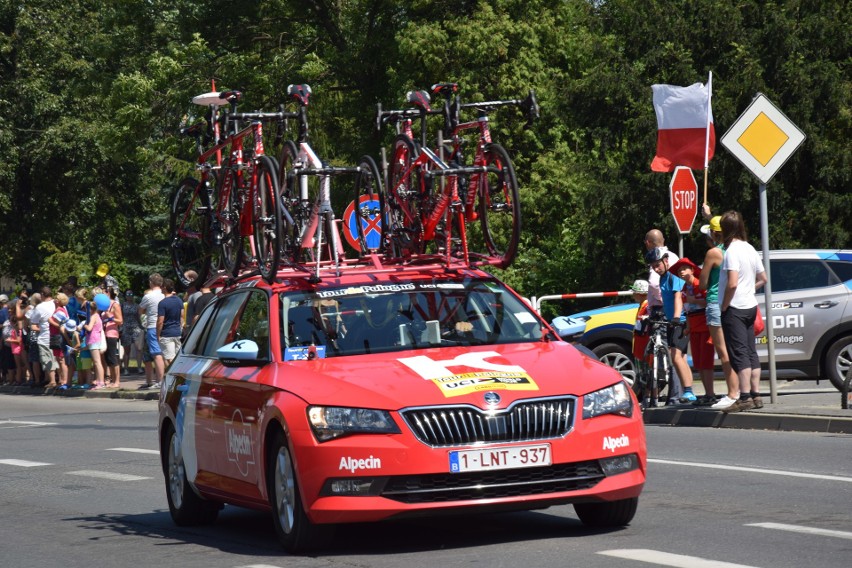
top-left (217, 340), bottom-right (267, 367)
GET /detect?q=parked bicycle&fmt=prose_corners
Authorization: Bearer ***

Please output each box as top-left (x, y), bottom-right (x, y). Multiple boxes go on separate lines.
top-left (170, 90), bottom-right (288, 286)
top-left (277, 84), bottom-right (382, 277)
top-left (632, 315), bottom-right (684, 409)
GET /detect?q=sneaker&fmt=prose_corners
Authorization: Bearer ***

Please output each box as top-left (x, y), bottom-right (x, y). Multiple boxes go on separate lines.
top-left (723, 398), bottom-right (755, 414)
top-left (752, 396), bottom-right (764, 409)
top-left (138, 383), bottom-right (151, 390)
top-left (711, 395), bottom-right (738, 410)
top-left (679, 391), bottom-right (697, 403)
top-left (692, 394), bottom-right (716, 406)
top-left (150, 382), bottom-right (161, 390)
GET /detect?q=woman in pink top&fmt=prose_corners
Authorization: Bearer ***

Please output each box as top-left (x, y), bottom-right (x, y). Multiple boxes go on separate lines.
top-left (7, 313), bottom-right (26, 385)
top-left (103, 289), bottom-right (124, 388)
top-left (84, 299), bottom-right (106, 389)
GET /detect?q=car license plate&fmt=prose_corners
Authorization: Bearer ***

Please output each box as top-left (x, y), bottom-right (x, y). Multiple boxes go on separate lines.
top-left (449, 443), bottom-right (551, 473)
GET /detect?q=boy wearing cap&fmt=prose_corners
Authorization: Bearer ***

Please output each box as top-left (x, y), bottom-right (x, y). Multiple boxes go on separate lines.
top-left (670, 258), bottom-right (717, 405)
top-left (646, 248), bottom-right (694, 403)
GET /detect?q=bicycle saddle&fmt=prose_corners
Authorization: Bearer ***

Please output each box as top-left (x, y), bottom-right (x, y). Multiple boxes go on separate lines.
top-left (431, 83), bottom-right (459, 98)
top-left (218, 90), bottom-right (242, 103)
top-left (405, 90), bottom-right (431, 111)
top-left (288, 84), bottom-right (312, 106)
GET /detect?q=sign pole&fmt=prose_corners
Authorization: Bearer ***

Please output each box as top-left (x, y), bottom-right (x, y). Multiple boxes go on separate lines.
top-left (759, 182), bottom-right (778, 403)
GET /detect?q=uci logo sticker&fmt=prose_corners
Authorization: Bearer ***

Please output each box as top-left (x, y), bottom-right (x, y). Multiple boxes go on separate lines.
top-left (603, 434), bottom-right (630, 452)
top-left (226, 409), bottom-right (255, 477)
top-left (398, 351), bottom-right (539, 397)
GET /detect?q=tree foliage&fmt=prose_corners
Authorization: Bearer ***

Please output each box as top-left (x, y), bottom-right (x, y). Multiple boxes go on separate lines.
top-left (0, 0), bottom-right (848, 303)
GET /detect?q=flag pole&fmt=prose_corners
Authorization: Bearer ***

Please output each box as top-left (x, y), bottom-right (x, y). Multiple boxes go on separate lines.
top-left (703, 71), bottom-right (713, 206)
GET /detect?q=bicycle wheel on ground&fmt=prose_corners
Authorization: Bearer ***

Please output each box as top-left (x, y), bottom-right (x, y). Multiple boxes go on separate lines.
top-left (354, 155), bottom-right (384, 255)
top-left (654, 349), bottom-right (670, 402)
top-left (384, 135), bottom-right (422, 257)
top-left (475, 143), bottom-right (520, 268)
top-left (253, 155), bottom-right (283, 283)
top-left (170, 177), bottom-right (211, 288)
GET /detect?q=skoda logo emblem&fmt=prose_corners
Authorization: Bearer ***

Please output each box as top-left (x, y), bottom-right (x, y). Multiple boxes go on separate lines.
top-left (483, 392), bottom-right (501, 405)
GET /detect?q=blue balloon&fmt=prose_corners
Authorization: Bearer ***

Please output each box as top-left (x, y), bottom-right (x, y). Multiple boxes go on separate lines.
top-left (94, 293), bottom-right (111, 312)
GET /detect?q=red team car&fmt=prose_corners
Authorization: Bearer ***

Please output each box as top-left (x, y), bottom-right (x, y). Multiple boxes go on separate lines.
top-left (158, 262), bottom-right (646, 552)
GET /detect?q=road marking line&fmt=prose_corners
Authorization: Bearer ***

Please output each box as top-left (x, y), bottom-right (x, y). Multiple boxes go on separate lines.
top-left (747, 522), bottom-right (852, 540)
top-left (67, 470), bottom-right (151, 481)
top-left (0, 459), bottom-right (52, 467)
top-left (107, 447), bottom-right (159, 455)
top-left (649, 458), bottom-right (852, 483)
top-left (598, 549), bottom-right (760, 567)
top-left (0, 420), bottom-right (57, 429)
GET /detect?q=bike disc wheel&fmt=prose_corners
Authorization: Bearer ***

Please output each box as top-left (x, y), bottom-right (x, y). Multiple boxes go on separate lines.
top-left (254, 155), bottom-right (283, 283)
top-left (475, 143), bottom-right (520, 268)
top-left (170, 177), bottom-right (211, 288)
top-left (354, 155), bottom-right (384, 255)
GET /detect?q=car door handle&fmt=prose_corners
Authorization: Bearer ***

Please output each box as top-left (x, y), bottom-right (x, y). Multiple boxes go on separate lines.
top-left (209, 387), bottom-right (224, 398)
top-left (814, 301), bottom-right (838, 309)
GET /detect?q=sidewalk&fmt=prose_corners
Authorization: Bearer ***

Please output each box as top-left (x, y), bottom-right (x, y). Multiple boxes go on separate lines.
top-left (2, 373), bottom-right (851, 433)
top-left (644, 379), bottom-right (852, 434)
top-left (0, 367), bottom-right (160, 401)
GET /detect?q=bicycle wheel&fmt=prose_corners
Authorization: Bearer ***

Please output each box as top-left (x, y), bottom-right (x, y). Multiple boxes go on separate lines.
top-left (354, 155), bottom-right (384, 255)
top-left (475, 143), bottom-right (520, 268)
top-left (277, 141), bottom-right (300, 262)
top-left (654, 348), bottom-right (669, 402)
top-left (253, 155), bottom-right (283, 283)
top-left (384, 134), bottom-right (423, 257)
top-left (169, 177), bottom-right (211, 288)
top-left (216, 168), bottom-right (244, 277)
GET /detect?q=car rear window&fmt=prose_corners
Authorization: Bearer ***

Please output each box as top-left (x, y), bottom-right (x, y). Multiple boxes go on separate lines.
top-left (279, 277), bottom-right (547, 356)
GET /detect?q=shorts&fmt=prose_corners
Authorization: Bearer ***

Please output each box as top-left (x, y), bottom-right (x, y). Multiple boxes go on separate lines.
top-left (667, 324), bottom-right (690, 353)
top-left (705, 302), bottom-right (722, 327)
top-left (159, 336), bottom-right (182, 360)
top-left (38, 344), bottom-right (58, 372)
top-left (88, 338), bottom-right (106, 352)
top-left (689, 328), bottom-right (715, 370)
top-left (722, 306), bottom-right (760, 373)
top-left (146, 328), bottom-right (162, 356)
top-left (78, 354), bottom-right (93, 371)
top-left (121, 327), bottom-right (141, 347)
top-left (105, 337), bottom-right (120, 366)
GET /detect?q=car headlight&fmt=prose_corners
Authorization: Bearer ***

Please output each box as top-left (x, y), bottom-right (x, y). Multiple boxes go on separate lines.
top-left (583, 382), bottom-right (633, 419)
top-left (307, 406), bottom-right (401, 442)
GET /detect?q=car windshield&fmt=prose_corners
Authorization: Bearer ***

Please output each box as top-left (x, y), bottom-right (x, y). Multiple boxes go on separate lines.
top-left (279, 277), bottom-right (545, 357)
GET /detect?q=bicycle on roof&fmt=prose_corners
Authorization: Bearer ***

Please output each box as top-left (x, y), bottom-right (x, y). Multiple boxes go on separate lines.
top-left (276, 84), bottom-right (382, 279)
top-left (376, 83), bottom-right (537, 269)
top-left (171, 90), bottom-right (290, 286)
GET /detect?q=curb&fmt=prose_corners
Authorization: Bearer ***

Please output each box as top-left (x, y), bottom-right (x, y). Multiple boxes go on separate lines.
top-left (0, 384), bottom-right (158, 401)
top-left (644, 407), bottom-right (852, 434)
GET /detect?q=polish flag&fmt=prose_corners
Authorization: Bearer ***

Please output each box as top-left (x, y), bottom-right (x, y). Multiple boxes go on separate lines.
top-left (650, 80), bottom-right (714, 172)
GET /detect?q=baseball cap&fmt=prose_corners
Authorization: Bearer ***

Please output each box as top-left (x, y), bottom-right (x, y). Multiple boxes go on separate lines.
top-left (65, 319), bottom-right (78, 332)
top-left (630, 280), bottom-right (649, 294)
top-left (53, 311), bottom-right (69, 324)
top-left (669, 257), bottom-right (702, 278)
top-left (709, 216), bottom-right (722, 232)
top-left (0, 294), bottom-right (8, 303)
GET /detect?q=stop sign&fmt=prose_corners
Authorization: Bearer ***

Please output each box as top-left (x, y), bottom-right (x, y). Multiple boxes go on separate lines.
top-left (669, 166), bottom-right (698, 234)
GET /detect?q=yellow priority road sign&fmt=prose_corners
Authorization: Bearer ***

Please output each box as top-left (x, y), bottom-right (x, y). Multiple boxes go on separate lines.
top-left (720, 93), bottom-right (805, 184)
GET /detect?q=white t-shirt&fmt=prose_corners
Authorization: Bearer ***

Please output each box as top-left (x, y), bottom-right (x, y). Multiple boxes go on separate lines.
top-left (139, 289), bottom-right (165, 329)
top-left (32, 299), bottom-right (56, 346)
top-left (719, 239), bottom-right (765, 310)
top-left (647, 246), bottom-right (679, 308)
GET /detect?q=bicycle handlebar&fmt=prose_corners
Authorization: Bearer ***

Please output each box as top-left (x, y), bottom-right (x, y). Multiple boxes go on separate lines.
top-left (458, 90), bottom-right (539, 127)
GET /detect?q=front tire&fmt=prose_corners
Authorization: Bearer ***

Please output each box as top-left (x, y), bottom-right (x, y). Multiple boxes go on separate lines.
top-left (574, 497), bottom-right (638, 527)
top-left (170, 178), bottom-right (211, 288)
top-left (254, 155), bottom-right (282, 283)
top-left (163, 424), bottom-right (220, 526)
top-left (825, 335), bottom-right (852, 391)
top-left (267, 430), bottom-right (333, 553)
top-left (592, 342), bottom-right (635, 384)
top-left (354, 155), bottom-right (384, 255)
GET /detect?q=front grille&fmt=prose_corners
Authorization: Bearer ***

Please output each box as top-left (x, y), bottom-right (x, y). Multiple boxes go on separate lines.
top-left (381, 460), bottom-right (604, 503)
top-left (400, 397), bottom-right (575, 447)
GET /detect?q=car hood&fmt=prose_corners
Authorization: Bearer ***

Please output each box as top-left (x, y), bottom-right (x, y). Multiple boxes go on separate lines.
top-left (270, 341), bottom-right (622, 410)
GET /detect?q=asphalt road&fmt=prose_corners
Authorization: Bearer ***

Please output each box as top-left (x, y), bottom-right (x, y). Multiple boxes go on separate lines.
top-left (1, 397), bottom-right (850, 568)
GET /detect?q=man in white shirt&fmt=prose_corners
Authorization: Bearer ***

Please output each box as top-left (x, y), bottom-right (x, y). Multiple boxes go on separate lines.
top-left (138, 273), bottom-right (165, 389)
top-left (31, 286), bottom-right (57, 387)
